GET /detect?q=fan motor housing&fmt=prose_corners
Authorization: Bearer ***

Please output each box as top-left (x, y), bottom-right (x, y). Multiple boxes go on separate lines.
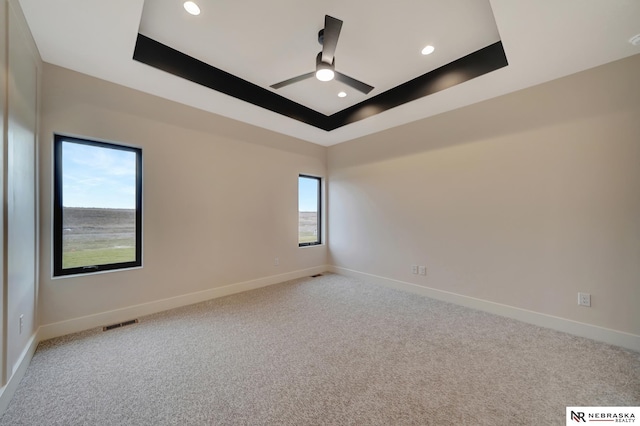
top-left (316, 52), bottom-right (335, 68)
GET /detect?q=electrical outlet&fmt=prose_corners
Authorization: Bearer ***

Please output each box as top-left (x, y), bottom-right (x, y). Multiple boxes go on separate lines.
top-left (419, 266), bottom-right (427, 276)
top-left (19, 314), bottom-right (24, 334)
top-left (578, 292), bottom-right (591, 307)
top-left (274, 257), bottom-right (279, 266)
top-left (411, 265), bottom-right (418, 274)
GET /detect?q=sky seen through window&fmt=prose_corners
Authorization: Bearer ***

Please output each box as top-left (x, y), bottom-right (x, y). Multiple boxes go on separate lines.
top-left (62, 141), bottom-right (137, 209)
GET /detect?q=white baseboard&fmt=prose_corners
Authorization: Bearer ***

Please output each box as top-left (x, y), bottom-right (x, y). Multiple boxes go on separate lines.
top-left (3, 265), bottom-right (636, 420)
top-left (0, 329), bottom-right (40, 415)
top-left (330, 266), bottom-right (640, 353)
top-left (39, 265), bottom-right (329, 341)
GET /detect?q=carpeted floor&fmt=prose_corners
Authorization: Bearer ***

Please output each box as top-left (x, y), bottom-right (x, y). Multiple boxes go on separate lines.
top-left (1, 273), bottom-right (638, 425)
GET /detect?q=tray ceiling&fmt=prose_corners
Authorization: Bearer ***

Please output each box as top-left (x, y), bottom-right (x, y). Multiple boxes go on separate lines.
top-left (17, 0), bottom-right (640, 146)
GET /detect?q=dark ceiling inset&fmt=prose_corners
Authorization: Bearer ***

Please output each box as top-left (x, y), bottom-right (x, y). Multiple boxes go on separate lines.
top-left (133, 34), bottom-right (508, 132)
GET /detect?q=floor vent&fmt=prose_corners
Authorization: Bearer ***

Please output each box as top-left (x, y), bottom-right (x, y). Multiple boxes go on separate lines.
top-left (310, 274), bottom-right (323, 278)
top-left (103, 319), bottom-right (139, 331)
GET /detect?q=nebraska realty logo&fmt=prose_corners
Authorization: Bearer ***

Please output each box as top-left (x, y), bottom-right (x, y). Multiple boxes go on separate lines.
top-left (567, 407), bottom-right (639, 423)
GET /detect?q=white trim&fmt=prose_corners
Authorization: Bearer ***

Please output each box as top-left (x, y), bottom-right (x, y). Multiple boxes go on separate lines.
top-left (330, 266), bottom-right (640, 353)
top-left (39, 265), bottom-right (330, 341)
top-left (0, 329), bottom-right (39, 415)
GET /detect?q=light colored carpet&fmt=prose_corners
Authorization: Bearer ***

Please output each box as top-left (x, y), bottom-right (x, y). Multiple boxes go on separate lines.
top-left (1, 273), bottom-right (638, 425)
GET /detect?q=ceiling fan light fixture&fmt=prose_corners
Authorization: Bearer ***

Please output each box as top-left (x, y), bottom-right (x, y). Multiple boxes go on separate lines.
top-left (270, 17), bottom-right (373, 94)
top-left (316, 68), bottom-right (335, 82)
top-left (315, 53), bottom-right (335, 82)
top-left (183, 1), bottom-right (200, 15)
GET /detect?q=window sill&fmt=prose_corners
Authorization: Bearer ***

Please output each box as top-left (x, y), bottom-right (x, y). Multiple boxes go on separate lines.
top-left (298, 243), bottom-right (325, 249)
top-left (51, 265), bottom-right (143, 280)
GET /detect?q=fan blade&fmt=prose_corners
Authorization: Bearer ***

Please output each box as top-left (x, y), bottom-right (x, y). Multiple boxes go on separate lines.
top-left (270, 72), bottom-right (315, 89)
top-left (321, 15), bottom-right (343, 64)
top-left (334, 72), bottom-right (374, 94)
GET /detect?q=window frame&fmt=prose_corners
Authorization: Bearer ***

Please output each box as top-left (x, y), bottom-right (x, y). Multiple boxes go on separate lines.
top-left (53, 134), bottom-right (143, 277)
top-left (298, 174), bottom-right (322, 247)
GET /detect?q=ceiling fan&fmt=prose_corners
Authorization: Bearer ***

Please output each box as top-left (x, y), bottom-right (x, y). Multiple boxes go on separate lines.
top-left (270, 15), bottom-right (374, 95)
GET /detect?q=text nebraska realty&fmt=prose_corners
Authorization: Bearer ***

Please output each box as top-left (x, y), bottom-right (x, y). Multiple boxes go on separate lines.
top-left (578, 411), bottom-right (635, 422)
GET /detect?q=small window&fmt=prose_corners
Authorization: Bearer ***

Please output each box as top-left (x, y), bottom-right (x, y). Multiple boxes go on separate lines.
top-left (53, 135), bottom-right (142, 276)
top-left (298, 175), bottom-right (321, 246)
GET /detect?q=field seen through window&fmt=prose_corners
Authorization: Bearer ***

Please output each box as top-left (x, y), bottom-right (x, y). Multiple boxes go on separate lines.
top-left (62, 207), bottom-right (136, 268)
top-left (299, 211), bottom-right (318, 244)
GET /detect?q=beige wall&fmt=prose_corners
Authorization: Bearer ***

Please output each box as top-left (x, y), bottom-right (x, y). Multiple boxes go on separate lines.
top-left (1, 0), bottom-right (40, 391)
top-left (37, 50), bottom-right (639, 339)
top-left (39, 64), bottom-right (327, 326)
top-left (328, 54), bottom-right (640, 336)
top-left (0, 0), bottom-right (6, 386)
top-left (6, 0), bottom-right (39, 374)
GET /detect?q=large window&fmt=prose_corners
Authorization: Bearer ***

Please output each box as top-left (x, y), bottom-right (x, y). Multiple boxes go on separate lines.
top-left (53, 135), bottom-right (142, 276)
top-left (298, 175), bottom-right (321, 246)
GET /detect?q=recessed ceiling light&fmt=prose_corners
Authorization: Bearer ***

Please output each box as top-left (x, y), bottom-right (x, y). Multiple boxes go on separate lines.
top-left (184, 1), bottom-right (200, 15)
top-left (338, 91), bottom-right (347, 98)
top-left (630, 34), bottom-right (640, 46)
top-left (421, 45), bottom-right (435, 55)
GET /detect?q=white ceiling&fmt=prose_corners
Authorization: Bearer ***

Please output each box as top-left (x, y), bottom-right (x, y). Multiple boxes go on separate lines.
top-left (139, 0), bottom-right (501, 115)
top-left (17, 0), bottom-right (640, 146)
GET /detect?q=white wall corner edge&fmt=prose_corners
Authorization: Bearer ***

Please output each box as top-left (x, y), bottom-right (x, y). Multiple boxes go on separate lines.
top-left (329, 266), bottom-right (640, 353)
top-left (38, 265), bottom-right (330, 342)
top-left (0, 329), bottom-right (40, 416)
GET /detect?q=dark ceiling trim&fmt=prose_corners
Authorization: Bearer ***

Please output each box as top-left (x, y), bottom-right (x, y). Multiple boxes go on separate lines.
top-left (133, 34), bottom-right (326, 128)
top-left (331, 42), bottom-right (508, 128)
top-left (133, 34), bottom-right (508, 132)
